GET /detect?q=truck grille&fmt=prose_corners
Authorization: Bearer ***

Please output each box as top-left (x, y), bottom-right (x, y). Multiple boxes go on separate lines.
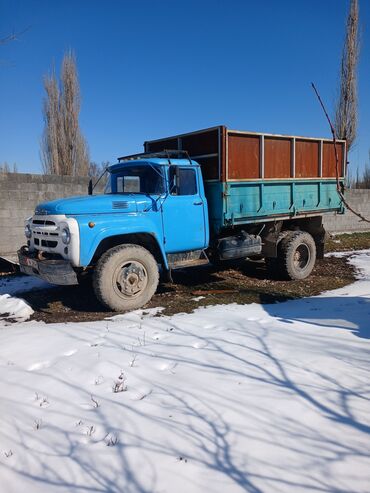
top-left (31, 218), bottom-right (59, 251)
top-left (32, 219), bottom-right (56, 226)
top-left (34, 238), bottom-right (58, 248)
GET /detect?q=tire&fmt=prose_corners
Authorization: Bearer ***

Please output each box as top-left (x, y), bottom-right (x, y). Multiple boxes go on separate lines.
top-left (279, 231), bottom-right (316, 280)
top-left (265, 230), bottom-right (295, 279)
top-left (93, 244), bottom-right (159, 312)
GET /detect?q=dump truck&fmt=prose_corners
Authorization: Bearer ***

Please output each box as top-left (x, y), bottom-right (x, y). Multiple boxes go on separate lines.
top-left (18, 126), bottom-right (346, 311)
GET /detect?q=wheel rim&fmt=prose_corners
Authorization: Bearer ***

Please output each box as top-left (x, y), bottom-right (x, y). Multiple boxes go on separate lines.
top-left (113, 260), bottom-right (148, 299)
top-left (293, 243), bottom-right (310, 270)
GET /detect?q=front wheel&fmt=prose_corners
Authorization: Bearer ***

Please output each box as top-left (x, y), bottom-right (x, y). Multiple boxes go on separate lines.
top-left (93, 244), bottom-right (159, 312)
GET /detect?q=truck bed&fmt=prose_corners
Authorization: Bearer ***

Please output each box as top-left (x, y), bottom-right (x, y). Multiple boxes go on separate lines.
top-left (145, 126), bottom-right (346, 233)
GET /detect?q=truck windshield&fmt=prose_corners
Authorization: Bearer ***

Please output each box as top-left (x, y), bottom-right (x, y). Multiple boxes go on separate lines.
top-left (105, 165), bottom-right (164, 195)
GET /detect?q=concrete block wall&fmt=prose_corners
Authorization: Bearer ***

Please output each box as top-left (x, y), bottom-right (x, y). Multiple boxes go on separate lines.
top-left (0, 172), bottom-right (101, 259)
top-left (0, 172), bottom-right (369, 260)
top-left (322, 190), bottom-right (370, 234)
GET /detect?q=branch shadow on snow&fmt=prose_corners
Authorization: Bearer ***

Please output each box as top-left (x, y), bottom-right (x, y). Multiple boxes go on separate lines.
top-left (1, 295), bottom-right (369, 492)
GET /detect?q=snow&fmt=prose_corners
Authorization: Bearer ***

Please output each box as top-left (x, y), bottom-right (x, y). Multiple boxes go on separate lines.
top-left (0, 294), bottom-right (34, 322)
top-left (0, 252), bottom-right (369, 493)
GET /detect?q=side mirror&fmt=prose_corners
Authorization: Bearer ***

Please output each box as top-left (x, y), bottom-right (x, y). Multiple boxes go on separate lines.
top-left (88, 179), bottom-right (93, 195)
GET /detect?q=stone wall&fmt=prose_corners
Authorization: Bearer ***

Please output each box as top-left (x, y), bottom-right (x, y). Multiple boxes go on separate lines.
top-left (0, 173), bottom-right (95, 260)
top-left (322, 189), bottom-right (370, 234)
top-left (0, 173), bottom-right (369, 261)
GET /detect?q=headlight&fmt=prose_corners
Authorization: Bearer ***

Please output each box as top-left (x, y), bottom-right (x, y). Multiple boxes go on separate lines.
top-left (61, 227), bottom-right (71, 244)
top-left (25, 224), bottom-right (32, 239)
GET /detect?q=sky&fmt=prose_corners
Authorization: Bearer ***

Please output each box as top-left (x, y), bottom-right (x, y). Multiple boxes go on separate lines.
top-left (1, 0), bottom-right (369, 175)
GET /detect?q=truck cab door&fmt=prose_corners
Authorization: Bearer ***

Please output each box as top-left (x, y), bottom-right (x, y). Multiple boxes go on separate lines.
top-left (161, 166), bottom-right (207, 253)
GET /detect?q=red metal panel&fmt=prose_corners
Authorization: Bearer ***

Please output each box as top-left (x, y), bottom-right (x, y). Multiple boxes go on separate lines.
top-left (227, 133), bottom-right (260, 179)
top-left (323, 142), bottom-right (344, 177)
top-left (295, 139), bottom-right (319, 178)
top-left (264, 137), bottom-right (291, 179)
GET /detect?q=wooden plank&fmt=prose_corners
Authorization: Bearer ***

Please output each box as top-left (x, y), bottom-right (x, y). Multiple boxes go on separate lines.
top-left (295, 139), bottom-right (320, 178)
top-left (227, 133), bottom-right (260, 179)
top-left (322, 142), bottom-right (344, 177)
top-left (264, 137), bottom-right (291, 179)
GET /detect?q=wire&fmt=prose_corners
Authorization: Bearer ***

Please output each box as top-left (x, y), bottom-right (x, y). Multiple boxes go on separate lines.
top-left (311, 82), bottom-right (370, 224)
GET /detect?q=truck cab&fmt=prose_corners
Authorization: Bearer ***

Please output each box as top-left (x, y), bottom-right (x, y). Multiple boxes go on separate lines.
top-left (19, 151), bottom-right (210, 310)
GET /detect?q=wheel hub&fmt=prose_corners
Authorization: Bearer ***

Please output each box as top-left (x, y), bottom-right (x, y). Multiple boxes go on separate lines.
top-left (115, 261), bottom-right (148, 298)
top-left (293, 244), bottom-right (310, 270)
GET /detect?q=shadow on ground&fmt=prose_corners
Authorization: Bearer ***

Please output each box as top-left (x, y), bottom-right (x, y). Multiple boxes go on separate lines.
top-left (6, 255), bottom-right (355, 323)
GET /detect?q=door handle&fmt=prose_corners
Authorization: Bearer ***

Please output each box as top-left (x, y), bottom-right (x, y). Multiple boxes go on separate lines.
top-left (193, 201), bottom-right (203, 206)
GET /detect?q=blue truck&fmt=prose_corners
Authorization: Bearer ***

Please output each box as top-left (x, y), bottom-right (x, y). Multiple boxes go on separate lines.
top-left (18, 126), bottom-right (346, 311)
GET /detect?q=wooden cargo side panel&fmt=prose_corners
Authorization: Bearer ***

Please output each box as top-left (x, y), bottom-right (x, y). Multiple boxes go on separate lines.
top-left (228, 133), bottom-right (260, 179)
top-left (295, 139), bottom-right (320, 178)
top-left (264, 137), bottom-right (291, 179)
top-left (323, 142), bottom-right (344, 177)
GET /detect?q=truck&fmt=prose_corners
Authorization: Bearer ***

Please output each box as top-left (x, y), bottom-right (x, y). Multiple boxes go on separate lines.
top-left (18, 126), bottom-right (346, 311)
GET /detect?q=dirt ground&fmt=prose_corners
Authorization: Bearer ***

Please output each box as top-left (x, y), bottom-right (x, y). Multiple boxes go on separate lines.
top-left (1, 232), bottom-right (370, 324)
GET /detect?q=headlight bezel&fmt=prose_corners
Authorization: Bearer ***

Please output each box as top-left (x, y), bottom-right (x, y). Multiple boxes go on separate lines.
top-left (61, 227), bottom-right (71, 245)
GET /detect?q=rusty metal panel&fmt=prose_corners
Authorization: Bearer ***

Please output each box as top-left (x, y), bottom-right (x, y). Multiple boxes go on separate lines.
top-left (322, 142), bottom-right (344, 177)
top-left (295, 139), bottom-right (320, 178)
top-left (264, 137), bottom-right (291, 179)
top-left (227, 133), bottom-right (260, 180)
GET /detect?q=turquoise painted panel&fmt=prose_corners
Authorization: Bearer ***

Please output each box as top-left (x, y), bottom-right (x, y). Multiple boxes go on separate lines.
top-left (204, 179), bottom-right (344, 232)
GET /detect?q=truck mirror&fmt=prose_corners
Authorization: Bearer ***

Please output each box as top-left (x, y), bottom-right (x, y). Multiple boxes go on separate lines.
top-left (88, 179), bottom-right (93, 195)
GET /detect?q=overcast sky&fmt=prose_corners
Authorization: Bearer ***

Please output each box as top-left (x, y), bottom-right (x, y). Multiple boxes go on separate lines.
top-left (1, 0), bottom-right (369, 175)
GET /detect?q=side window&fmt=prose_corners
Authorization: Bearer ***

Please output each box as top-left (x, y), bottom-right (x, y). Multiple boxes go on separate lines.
top-left (170, 167), bottom-right (197, 196)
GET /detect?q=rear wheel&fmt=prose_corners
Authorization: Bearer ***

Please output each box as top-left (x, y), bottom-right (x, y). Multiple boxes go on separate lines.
top-left (93, 244), bottom-right (159, 311)
top-left (266, 231), bottom-right (316, 280)
top-left (279, 231), bottom-right (316, 280)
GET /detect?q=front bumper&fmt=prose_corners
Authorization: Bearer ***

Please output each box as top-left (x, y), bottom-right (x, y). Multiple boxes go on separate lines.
top-left (18, 247), bottom-right (78, 286)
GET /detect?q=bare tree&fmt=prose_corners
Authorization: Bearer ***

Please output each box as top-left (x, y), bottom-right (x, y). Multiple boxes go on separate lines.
top-left (334, 0), bottom-right (359, 152)
top-left (41, 51), bottom-right (89, 175)
top-left (0, 27), bottom-right (29, 46)
top-left (41, 69), bottom-right (61, 174)
top-left (88, 161), bottom-right (110, 180)
top-left (351, 152), bottom-right (370, 189)
top-left (0, 162), bottom-right (18, 173)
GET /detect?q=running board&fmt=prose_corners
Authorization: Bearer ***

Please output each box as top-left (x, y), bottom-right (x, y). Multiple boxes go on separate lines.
top-left (167, 249), bottom-right (209, 269)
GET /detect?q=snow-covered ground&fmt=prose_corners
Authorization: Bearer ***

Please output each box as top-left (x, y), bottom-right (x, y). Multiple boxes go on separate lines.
top-left (0, 252), bottom-right (369, 493)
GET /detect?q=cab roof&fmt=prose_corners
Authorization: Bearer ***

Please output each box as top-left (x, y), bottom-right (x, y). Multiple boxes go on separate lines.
top-left (110, 150), bottom-right (198, 172)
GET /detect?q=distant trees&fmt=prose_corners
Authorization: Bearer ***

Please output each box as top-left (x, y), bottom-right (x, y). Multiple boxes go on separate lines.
top-left (349, 155), bottom-right (370, 189)
top-left (0, 162), bottom-right (18, 173)
top-left (334, 0), bottom-right (359, 152)
top-left (89, 161), bottom-right (110, 180)
top-left (41, 51), bottom-right (89, 175)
